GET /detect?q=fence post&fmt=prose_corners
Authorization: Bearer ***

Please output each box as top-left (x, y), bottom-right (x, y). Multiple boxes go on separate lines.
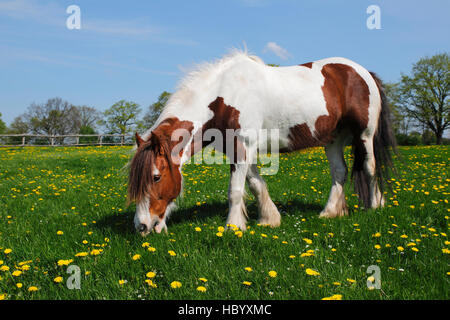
top-left (99, 135), bottom-right (103, 146)
top-left (120, 135), bottom-right (124, 146)
top-left (76, 136), bottom-right (80, 146)
top-left (22, 136), bottom-right (25, 146)
top-left (51, 136), bottom-right (55, 146)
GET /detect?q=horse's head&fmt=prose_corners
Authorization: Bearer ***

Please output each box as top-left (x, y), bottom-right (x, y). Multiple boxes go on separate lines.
top-left (128, 132), bottom-right (182, 236)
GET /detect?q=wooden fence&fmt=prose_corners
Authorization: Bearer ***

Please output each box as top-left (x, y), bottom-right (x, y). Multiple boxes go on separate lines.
top-left (0, 134), bottom-right (135, 147)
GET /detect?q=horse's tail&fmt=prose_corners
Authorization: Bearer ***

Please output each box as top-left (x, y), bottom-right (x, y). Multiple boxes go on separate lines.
top-left (351, 72), bottom-right (398, 208)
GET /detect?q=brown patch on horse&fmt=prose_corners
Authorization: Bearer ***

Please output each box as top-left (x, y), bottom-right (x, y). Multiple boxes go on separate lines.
top-left (299, 62), bottom-right (313, 69)
top-left (189, 96), bottom-right (246, 166)
top-left (286, 63), bottom-right (370, 151)
top-left (286, 123), bottom-right (323, 150)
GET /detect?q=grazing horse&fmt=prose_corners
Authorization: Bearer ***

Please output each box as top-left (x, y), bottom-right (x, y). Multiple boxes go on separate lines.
top-left (128, 51), bottom-right (396, 236)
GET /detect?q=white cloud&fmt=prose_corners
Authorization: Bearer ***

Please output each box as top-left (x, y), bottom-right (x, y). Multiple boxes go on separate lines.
top-left (263, 42), bottom-right (292, 60)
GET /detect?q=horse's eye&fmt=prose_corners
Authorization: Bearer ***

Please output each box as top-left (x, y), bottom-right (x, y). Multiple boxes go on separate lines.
top-left (153, 175), bottom-right (161, 183)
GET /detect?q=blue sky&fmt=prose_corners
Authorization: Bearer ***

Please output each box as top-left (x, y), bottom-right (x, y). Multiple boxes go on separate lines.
top-left (0, 0), bottom-right (449, 125)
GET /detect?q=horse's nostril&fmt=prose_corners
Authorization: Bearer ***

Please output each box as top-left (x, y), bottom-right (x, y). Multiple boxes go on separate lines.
top-left (138, 224), bottom-right (147, 233)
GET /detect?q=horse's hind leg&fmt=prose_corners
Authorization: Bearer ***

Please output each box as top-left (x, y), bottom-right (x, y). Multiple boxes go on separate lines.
top-left (320, 135), bottom-right (349, 218)
top-left (246, 164), bottom-right (281, 227)
top-left (361, 135), bottom-right (384, 208)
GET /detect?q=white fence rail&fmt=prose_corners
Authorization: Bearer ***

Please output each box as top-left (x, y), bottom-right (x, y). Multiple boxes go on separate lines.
top-left (0, 134), bottom-right (135, 147)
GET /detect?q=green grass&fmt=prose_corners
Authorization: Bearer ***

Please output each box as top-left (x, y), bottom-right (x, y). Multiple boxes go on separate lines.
top-left (0, 145), bottom-right (448, 300)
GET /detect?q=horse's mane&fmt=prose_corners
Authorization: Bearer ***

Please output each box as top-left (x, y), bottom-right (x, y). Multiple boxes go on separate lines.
top-left (176, 49), bottom-right (265, 91)
top-left (127, 134), bottom-right (174, 204)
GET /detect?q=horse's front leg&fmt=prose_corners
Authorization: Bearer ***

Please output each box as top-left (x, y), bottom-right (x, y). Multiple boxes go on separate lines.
top-left (226, 163), bottom-right (249, 231)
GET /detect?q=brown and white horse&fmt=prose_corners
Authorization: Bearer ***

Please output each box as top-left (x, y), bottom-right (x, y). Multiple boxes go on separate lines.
top-left (128, 51), bottom-right (396, 236)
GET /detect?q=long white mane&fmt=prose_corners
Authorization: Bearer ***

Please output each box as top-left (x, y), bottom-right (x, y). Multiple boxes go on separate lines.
top-left (176, 49), bottom-right (265, 92)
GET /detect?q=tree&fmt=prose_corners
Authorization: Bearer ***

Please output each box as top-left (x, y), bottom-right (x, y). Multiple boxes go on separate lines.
top-left (78, 125), bottom-right (98, 145)
top-left (384, 82), bottom-right (414, 135)
top-left (141, 91), bottom-right (171, 129)
top-left (101, 100), bottom-right (141, 135)
top-left (74, 105), bottom-right (101, 131)
top-left (398, 53), bottom-right (449, 145)
top-left (0, 112), bottom-right (6, 134)
top-left (8, 115), bottom-right (29, 134)
top-left (24, 97), bottom-right (80, 137)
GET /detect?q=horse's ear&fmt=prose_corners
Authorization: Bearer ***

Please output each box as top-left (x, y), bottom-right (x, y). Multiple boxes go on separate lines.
top-left (135, 133), bottom-right (145, 147)
top-left (149, 132), bottom-right (167, 156)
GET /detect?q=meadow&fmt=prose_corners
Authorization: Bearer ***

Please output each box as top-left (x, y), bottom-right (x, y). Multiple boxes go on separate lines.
top-left (0, 145), bottom-right (448, 300)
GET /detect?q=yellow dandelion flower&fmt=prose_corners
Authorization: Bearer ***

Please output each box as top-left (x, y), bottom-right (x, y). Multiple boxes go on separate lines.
top-left (145, 279), bottom-right (157, 288)
top-left (242, 281), bottom-right (252, 286)
top-left (170, 281), bottom-right (182, 288)
top-left (57, 259), bottom-right (73, 266)
top-left (216, 232), bottom-right (223, 237)
top-left (197, 286), bottom-right (207, 292)
top-left (132, 254), bottom-right (141, 260)
top-left (374, 244), bottom-right (381, 250)
top-left (244, 267), bottom-right (253, 272)
top-left (305, 268), bottom-right (320, 276)
top-left (146, 272), bottom-right (156, 278)
top-left (303, 238), bottom-right (312, 244)
top-left (90, 249), bottom-right (101, 256)
top-left (56, 230), bottom-right (64, 235)
top-left (322, 294), bottom-right (342, 300)
top-left (141, 242), bottom-right (150, 248)
top-left (12, 270), bottom-right (22, 277)
top-left (16, 283), bottom-right (23, 288)
top-left (53, 276), bottom-right (63, 283)
top-left (168, 250), bottom-right (176, 256)
top-left (199, 277), bottom-right (208, 282)
top-left (268, 270), bottom-right (277, 278)
top-left (195, 227), bottom-right (202, 232)
top-left (0, 265), bottom-right (10, 271)
top-left (4, 249), bottom-right (12, 254)
top-left (148, 247), bottom-right (156, 252)
top-left (347, 278), bottom-right (356, 283)
top-left (397, 246), bottom-right (404, 252)
top-left (75, 252), bottom-right (88, 257)
top-left (118, 279), bottom-right (126, 285)
top-left (217, 226), bottom-right (225, 233)
top-left (28, 286), bottom-right (38, 292)
top-left (411, 247), bottom-right (419, 252)
top-left (372, 232), bottom-right (381, 237)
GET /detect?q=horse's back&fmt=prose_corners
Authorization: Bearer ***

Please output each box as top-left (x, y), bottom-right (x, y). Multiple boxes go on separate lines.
top-left (227, 56), bottom-right (381, 151)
